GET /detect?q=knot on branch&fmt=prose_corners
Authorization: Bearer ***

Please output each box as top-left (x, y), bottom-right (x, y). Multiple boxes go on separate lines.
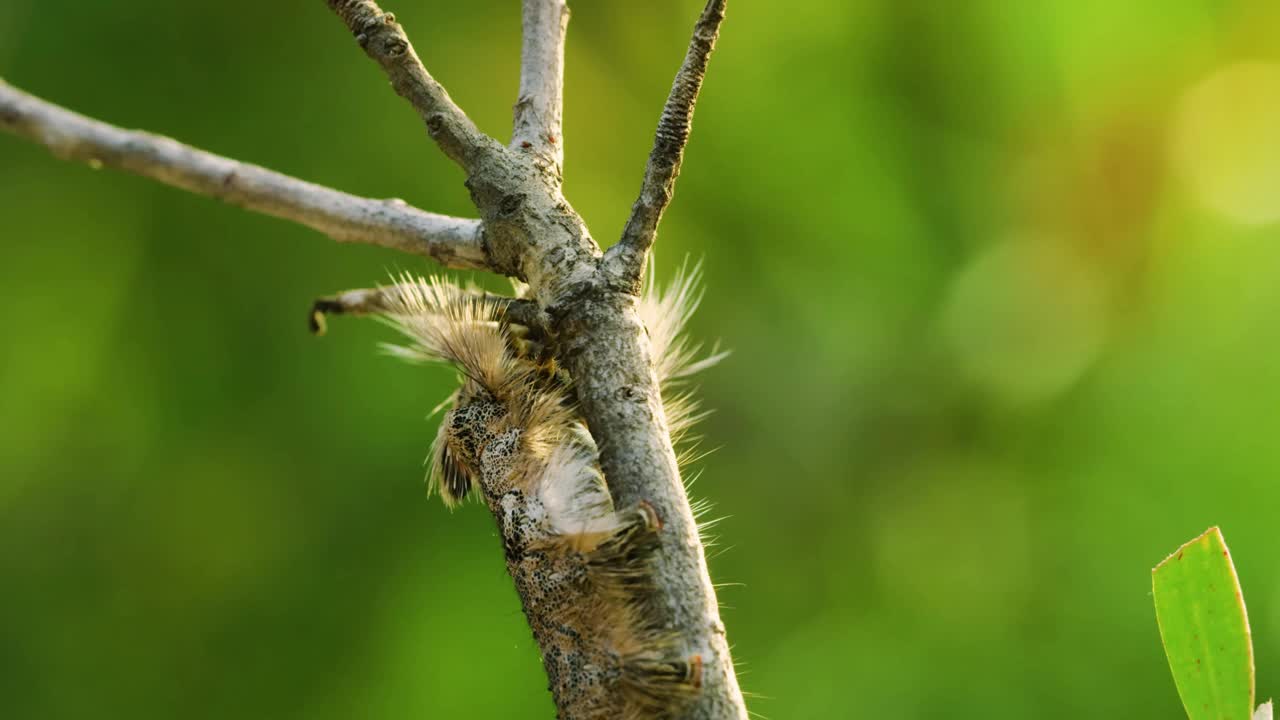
top-left (616, 384), bottom-right (644, 404)
top-left (383, 37), bottom-right (408, 57)
top-left (499, 193), bottom-right (525, 218)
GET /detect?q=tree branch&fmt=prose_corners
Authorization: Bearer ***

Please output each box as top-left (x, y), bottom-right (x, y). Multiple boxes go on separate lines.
top-left (604, 0), bottom-right (727, 290)
top-left (512, 0), bottom-right (569, 171)
top-left (554, 292), bottom-right (747, 720)
top-left (326, 0), bottom-right (500, 171)
top-left (8, 2), bottom-right (748, 717)
top-left (0, 79), bottom-right (488, 268)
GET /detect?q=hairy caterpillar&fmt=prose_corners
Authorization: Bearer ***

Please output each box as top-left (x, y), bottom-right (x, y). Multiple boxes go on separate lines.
top-left (313, 266), bottom-right (721, 719)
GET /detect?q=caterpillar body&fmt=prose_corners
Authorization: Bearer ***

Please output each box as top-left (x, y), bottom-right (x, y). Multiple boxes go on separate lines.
top-left (330, 267), bottom-right (719, 719)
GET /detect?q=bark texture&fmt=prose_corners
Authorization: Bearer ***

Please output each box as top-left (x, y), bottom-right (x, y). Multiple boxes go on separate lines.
top-left (513, 0), bottom-right (569, 170)
top-left (606, 0), bottom-right (728, 291)
top-left (0, 2), bottom-right (744, 718)
top-left (327, 0), bottom-right (498, 170)
top-left (0, 80), bottom-right (486, 268)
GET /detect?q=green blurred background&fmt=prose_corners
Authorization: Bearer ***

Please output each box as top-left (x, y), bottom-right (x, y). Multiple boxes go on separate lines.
top-left (3, 1), bottom-right (1280, 717)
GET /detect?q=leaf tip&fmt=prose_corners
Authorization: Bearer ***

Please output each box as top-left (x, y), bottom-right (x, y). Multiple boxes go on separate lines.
top-left (1154, 526), bottom-right (1223, 574)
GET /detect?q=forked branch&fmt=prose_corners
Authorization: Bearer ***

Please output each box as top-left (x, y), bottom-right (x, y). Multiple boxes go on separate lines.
top-left (1, 2), bottom-right (746, 717)
top-left (0, 79), bottom-right (488, 268)
top-left (605, 0), bottom-right (727, 289)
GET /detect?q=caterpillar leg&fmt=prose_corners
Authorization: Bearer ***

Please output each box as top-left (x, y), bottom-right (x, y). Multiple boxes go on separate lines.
top-left (620, 651), bottom-right (704, 720)
top-left (581, 501), bottom-right (666, 619)
top-left (559, 501), bottom-right (704, 718)
top-left (593, 501), bottom-right (662, 552)
top-left (555, 501), bottom-right (661, 556)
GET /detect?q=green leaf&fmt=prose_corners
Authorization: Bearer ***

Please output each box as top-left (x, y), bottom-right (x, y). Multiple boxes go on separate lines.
top-left (1153, 527), bottom-right (1255, 720)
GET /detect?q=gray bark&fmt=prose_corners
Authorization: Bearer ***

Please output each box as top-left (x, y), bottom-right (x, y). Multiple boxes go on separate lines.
top-left (605, 0), bottom-right (727, 291)
top-left (326, 0), bottom-right (498, 171)
top-left (0, 79), bottom-right (487, 269)
top-left (0, 2), bottom-right (744, 717)
top-left (513, 0), bottom-right (569, 171)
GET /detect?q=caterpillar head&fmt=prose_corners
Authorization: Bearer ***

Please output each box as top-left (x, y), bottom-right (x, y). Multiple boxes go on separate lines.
top-left (431, 386), bottom-right (513, 507)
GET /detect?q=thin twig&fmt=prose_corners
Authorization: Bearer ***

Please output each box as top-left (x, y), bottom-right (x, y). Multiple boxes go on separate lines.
top-left (604, 0), bottom-right (727, 290)
top-left (310, 284), bottom-right (546, 336)
top-left (512, 0), bottom-right (569, 171)
top-left (0, 79), bottom-right (488, 268)
top-left (326, 0), bottom-right (499, 170)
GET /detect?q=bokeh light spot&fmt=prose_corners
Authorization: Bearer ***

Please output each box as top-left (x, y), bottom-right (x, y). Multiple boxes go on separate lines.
top-left (940, 239), bottom-right (1109, 405)
top-left (1174, 62), bottom-right (1280, 226)
top-left (872, 458), bottom-right (1031, 625)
